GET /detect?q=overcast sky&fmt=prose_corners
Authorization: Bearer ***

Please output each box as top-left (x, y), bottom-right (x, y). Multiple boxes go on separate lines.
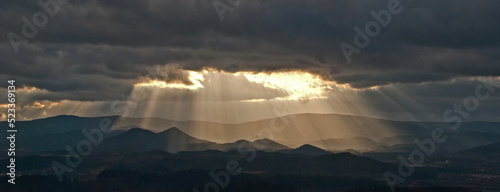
top-left (1, 0), bottom-right (499, 122)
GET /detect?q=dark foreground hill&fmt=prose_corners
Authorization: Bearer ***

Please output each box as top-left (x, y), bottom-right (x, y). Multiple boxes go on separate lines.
top-left (0, 149), bottom-right (489, 192)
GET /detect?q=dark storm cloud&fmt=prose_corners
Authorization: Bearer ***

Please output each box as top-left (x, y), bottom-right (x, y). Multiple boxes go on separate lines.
top-left (1, 0), bottom-right (499, 103)
top-left (357, 77), bottom-right (500, 121)
top-left (332, 71), bottom-right (456, 88)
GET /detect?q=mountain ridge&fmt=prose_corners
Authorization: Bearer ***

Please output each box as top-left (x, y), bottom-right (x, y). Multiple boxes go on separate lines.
top-left (2, 114), bottom-right (500, 154)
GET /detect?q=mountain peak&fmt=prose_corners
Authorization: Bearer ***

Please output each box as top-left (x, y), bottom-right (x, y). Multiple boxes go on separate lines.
top-left (235, 139), bottom-right (251, 144)
top-left (158, 127), bottom-right (187, 136)
top-left (281, 144), bottom-right (330, 156)
top-left (254, 138), bottom-right (274, 142)
top-left (158, 127), bottom-right (210, 144)
top-left (168, 126), bottom-right (181, 131)
top-left (296, 144), bottom-right (323, 150)
top-left (250, 139), bottom-right (290, 151)
top-left (124, 127), bottom-right (157, 135)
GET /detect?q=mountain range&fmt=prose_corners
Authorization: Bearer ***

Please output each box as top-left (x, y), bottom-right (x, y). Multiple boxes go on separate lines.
top-left (1, 114), bottom-right (499, 155)
top-left (1, 114), bottom-right (500, 191)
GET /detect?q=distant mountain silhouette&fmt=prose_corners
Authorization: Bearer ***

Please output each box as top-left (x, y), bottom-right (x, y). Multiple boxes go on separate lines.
top-left (1, 115), bottom-right (498, 191)
top-left (204, 138), bottom-right (290, 152)
top-left (2, 114), bottom-right (500, 154)
top-left (158, 127), bottom-right (210, 144)
top-left (453, 142), bottom-right (500, 159)
top-left (279, 144), bottom-right (331, 156)
top-left (95, 113), bottom-right (500, 150)
top-left (98, 128), bottom-right (166, 152)
top-left (309, 137), bottom-right (386, 152)
top-left (249, 139), bottom-right (290, 151)
top-left (157, 127), bottom-right (214, 152)
top-left (380, 131), bottom-right (500, 153)
top-left (0, 115), bottom-right (120, 137)
top-left (96, 127), bottom-right (290, 153)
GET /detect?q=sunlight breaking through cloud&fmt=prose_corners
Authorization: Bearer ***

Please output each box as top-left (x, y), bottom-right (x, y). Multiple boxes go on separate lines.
top-left (135, 71), bottom-right (205, 90)
top-left (134, 68), bottom-right (353, 101)
top-left (236, 71), bottom-right (355, 101)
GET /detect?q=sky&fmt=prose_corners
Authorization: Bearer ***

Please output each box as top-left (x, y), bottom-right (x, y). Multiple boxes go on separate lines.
top-left (0, 0), bottom-right (499, 123)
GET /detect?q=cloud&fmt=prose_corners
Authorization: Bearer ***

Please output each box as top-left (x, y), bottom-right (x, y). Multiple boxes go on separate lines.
top-left (1, 0), bottom-right (500, 121)
top-left (1, 0), bottom-right (499, 85)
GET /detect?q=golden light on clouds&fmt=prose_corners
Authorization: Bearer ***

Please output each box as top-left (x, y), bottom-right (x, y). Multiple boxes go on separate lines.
top-left (134, 68), bottom-right (353, 101)
top-left (31, 101), bottom-right (59, 109)
top-left (123, 68), bottom-right (362, 124)
top-left (235, 71), bottom-right (345, 101)
top-left (18, 86), bottom-right (47, 93)
top-left (2, 67), bottom-right (377, 123)
top-left (135, 71), bottom-right (205, 90)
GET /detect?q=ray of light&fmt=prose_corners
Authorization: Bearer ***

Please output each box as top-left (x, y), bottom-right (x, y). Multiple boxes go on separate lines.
top-left (112, 67), bottom-right (401, 147)
top-left (19, 69), bottom-right (500, 150)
